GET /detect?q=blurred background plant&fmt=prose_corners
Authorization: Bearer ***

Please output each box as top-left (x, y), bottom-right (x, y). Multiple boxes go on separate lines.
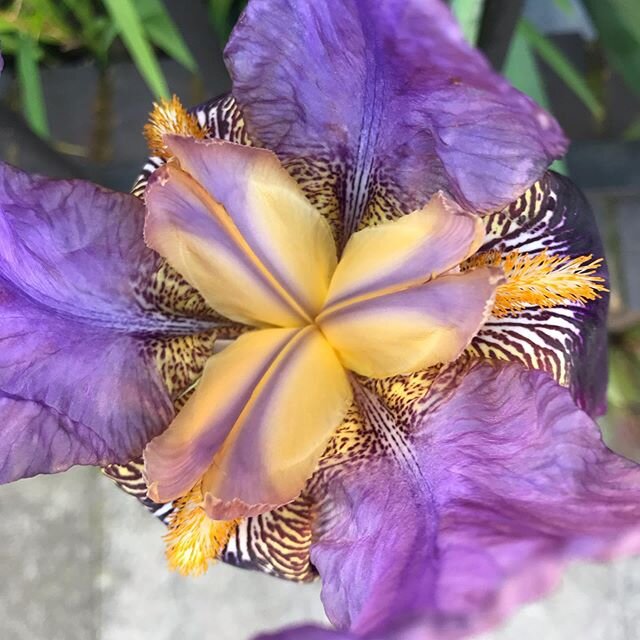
top-left (0, 0), bottom-right (201, 136)
top-left (0, 0), bottom-right (639, 458)
top-left (1, 0), bottom-right (638, 141)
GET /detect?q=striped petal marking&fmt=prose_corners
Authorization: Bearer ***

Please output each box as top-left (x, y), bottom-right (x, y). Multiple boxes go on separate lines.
top-left (464, 172), bottom-right (609, 417)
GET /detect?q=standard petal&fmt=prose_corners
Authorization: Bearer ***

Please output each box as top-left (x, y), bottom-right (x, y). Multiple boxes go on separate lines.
top-left (324, 192), bottom-right (484, 308)
top-left (145, 140), bottom-right (337, 328)
top-left (305, 364), bottom-right (640, 639)
top-left (466, 171), bottom-right (609, 417)
top-left (144, 328), bottom-right (298, 504)
top-left (0, 163), bottom-right (212, 483)
top-left (144, 327), bottom-right (352, 518)
top-left (319, 269), bottom-right (500, 378)
top-left (226, 0), bottom-right (567, 242)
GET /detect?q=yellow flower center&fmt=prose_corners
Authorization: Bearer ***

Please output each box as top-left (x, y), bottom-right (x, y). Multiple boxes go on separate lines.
top-left (143, 96), bottom-right (607, 576)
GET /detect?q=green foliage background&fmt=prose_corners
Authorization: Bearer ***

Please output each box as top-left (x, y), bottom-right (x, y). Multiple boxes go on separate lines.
top-left (1, 0), bottom-right (638, 141)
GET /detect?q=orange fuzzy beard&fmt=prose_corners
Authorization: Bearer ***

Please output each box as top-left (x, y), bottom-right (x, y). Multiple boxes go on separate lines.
top-left (143, 95), bottom-right (205, 159)
top-left (464, 249), bottom-right (607, 317)
top-left (163, 483), bottom-right (238, 576)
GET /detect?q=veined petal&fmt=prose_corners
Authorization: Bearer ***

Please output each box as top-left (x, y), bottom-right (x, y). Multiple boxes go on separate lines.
top-left (292, 364), bottom-right (640, 640)
top-left (144, 327), bottom-right (352, 518)
top-left (221, 495), bottom-right (317, 582)
top-left (0, 163), bottom-right (207, 483)
top-left (226, 0), bottom-right (566, 242)
top-left (324, 192), bottom-right (484, 308)
top-left (319, 269), bottom-right (500, 378)
top-left (144, 140), bottom-right (337, 328)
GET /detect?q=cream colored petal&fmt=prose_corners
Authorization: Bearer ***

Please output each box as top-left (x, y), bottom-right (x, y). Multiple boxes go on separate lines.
top-left (319, 268), bottom-right (501, 378)
top-left (324, 192), bottom-right (484, 309)
top-left (144, 326), bottom-right (352, 518)
top-left (145, 137), bottom-right (337, 328)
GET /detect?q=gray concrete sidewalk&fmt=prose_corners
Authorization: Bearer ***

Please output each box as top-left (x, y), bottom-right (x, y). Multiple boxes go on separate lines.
top-left (0, 468), bottom-right (326, 640)
top-left (1, 467), bottom-right (640, 640)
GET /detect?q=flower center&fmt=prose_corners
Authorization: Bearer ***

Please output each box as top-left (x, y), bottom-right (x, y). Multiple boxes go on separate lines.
top-left (141, 97), bottom-right (607, 576)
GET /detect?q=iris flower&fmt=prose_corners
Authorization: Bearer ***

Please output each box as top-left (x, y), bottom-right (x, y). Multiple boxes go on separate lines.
top-left (1, 1), bottom-right (640, 639)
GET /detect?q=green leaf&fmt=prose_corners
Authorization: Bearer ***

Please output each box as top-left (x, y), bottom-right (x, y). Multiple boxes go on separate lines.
top-left (0, 32), bottom-right (19, 54)
top-left (61, 0), bottom-right (95, 27)
top-left (583, 0), bottom-right (640, 97)
top-left (624, 115), bottom-right (640, 140)
top-left (16, 34), bottom-right (49, 138)
top-left (136, 0), bottom-right (197, 72)
top-left (93, 20), bottom-right (119, 62)
top-left (504, 24), bottom-right (568, 175)
top-left (450, 0), bottom-right (484, 45)
top-left (102, 0), bottom-right (169, 99)
top-left (0, 7), bottom-right (69, 46)
top-left (519, 19), bottom-right (604, 122)
top-left (608, 0), bottom-right (640, 46)
top-left (61, 0), bottom-right (105, 61)
top-left (31, 0), bottom-right (73, 30)
top-left (608, 347), bottom-right (640, 408)
top-left (504, 25), bottom-right (550, 109)
top-left (552, 0), bottom-right (574, 14)
top-left (209, 0), bottom-right (235, 44)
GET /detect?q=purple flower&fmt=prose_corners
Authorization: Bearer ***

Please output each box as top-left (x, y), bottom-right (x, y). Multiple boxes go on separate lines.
top-left (0, 1), bottom-right (636, 639)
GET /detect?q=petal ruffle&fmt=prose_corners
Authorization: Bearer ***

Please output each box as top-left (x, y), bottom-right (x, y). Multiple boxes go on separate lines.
top-left (144, 327), bottom-right (352, 518)
top-left (319, 269), bottom-right (500, 378)
top-left (145, 140), bottom-right (337, 328)
top-left (467, 171), bottom-right (609, 416)
top-left (298, 363), bottom-right (640, 639)
top-left (226, 0), bottom-right (567, 242)
top-left (0, 163), bottom-right (209, 482)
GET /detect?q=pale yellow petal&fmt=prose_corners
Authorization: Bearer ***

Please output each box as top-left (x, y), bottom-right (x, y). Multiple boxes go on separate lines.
top-left (324, 192), bottom-right (484, 309)
top-left (144, 326), bottom-right (352, 518)
top-left (319, 268), bottom-right (501, 378)
top-left (145, 138), bottom-right (337, 327)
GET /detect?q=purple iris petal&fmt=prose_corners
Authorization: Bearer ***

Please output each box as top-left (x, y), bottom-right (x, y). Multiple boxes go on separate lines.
top-left (0, 163), bottom-right (210, 482)
top-left (258, 363), bottom-right (640, 639)
top-left (226, 0), bottom-right (567, 241)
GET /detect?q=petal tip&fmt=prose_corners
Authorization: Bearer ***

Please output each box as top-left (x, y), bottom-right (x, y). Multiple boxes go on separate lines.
top-left (146, 481), bottom-right (161, 504)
